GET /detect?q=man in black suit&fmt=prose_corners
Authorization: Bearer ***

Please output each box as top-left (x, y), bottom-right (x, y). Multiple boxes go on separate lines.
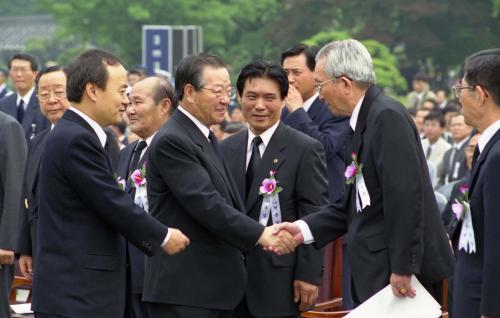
top-left (438, 113), bottom-right (472, 187)
top-left (32, 49), bottom-right (190, 318)
top-left (16, 66), bottom-right (70, 280)
top-left (0, 112), bottom-right (27, 318)
top-left (0, 53), bottom-right (50, 140)
top-left (222, 62), bottom-right (328, 317)
top-left (117, 76), bottom-right (175, 318)
top-left (221, 61), bottom-right (327, 317)
top-left (273, 39), bottom-right (454, 304)
top-left (281, 44), bottom-right (349, 203)
top-left (281, 44), bottom-right (352, 308)
top-left (452, 49), bottom-right (500, 318)
top-left (142, 53), bottom-right (295, 318)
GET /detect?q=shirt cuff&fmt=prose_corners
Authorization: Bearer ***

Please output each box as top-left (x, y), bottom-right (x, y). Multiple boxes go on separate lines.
top-left (295, 220), bottom-right (315, 244)
top-left (160, 228), bottom-right (172, 247)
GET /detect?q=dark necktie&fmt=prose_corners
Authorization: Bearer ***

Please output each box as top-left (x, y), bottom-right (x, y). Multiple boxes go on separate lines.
top-left (17, 99), bottom-right (25, 123)
top-left (426, 145), bottom-right (432, 159)
top-left (128, 140), bottom-right (148, 177)
top-left (246, 136), bottom-right (263, 197)
top-left (208, 131), bottom-right (224, 162)
top-left (472, 147), bottom-right (480, 169)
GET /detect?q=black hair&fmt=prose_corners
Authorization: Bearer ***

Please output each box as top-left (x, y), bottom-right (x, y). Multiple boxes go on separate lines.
top-left (424, 111), bottom-right (445, 128)
top-left (8, 53), bottom-right (39, 71)
top-left (280, 44), bottom-right (317, 71)
top-left (35, 65), bottom-right (65, 87)
top-left (174, 53), bottom-right (227, 102)
top-left (65, 49), bottom-right (122, 103)
top-left (236, 61), bottom-right (288, 99)
top-left (464, 48), bottom-right (500, 105)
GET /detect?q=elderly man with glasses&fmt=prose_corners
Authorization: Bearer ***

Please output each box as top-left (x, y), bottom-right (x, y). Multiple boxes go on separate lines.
top-left (271, 39), bottom-right (454, 307)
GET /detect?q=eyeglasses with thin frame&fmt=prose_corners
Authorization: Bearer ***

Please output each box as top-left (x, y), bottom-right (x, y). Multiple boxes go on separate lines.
top-left (201, 86), bottom-right (236, 98)
top-left (38, 90), bottom-right (67, 101)
top-left (314, 75), bottom-right (353, 93)
top-left (452, 85), bottom-right (476, 100)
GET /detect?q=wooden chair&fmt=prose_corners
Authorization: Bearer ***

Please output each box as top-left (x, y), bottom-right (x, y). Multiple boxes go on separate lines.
top-left (9, 276), bottom-right (32, 304)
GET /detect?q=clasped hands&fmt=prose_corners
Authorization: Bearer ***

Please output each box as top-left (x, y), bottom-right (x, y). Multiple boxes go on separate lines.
top-left (258, 222), bottom-right (304, 255)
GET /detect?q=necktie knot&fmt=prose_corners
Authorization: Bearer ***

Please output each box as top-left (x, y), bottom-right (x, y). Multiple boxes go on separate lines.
top-left (135, 140), bottom-right (148, 153)
top-left (252, 136), bottom-right (262, 148)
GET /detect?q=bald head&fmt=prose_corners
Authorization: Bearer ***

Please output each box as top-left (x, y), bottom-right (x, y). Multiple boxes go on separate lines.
top-left (127, 76), bottom-right (176, 139)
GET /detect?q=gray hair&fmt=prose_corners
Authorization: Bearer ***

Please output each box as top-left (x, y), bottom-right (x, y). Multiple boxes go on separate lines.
top-left (316, 39), bottom-right (376, 89)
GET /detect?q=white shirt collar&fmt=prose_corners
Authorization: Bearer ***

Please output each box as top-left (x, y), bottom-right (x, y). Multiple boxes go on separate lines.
top-left (69, 106), bottom-right (107, 148)
top-left (178, 105), bottom-right (211, 140)
top-left (16, 86), bottom-right (35, 108)
top-left (349, 96), bottom-right (366, 131)
top-left (478, 119), bottom-right (500, 153)
top-left (303, 93), bottom-right (319, 113)
top-left (453, 137), bottom-right (469, 149)
top-left (0, 83), bottom-right (6, 92)
top-left (247, 120), bottom-right (280, 152)
top-left (144, 131), bottom-right (157, 146)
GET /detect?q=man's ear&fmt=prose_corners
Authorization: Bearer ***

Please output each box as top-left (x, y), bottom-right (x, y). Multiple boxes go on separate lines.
top-left (159, 98), bottom-right (172, 116)
top-left (85, 83), bottom-right (98, 102)
top-left (475, 85), bottom-right (489, 105)
top-left (184, 84), bottom-right (196, 105)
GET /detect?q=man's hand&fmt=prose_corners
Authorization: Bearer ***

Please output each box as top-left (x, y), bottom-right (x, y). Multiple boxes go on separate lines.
top-left (390, 273), bottom-right (416, 298)
top-left (258, 225), bottom-right (297, 255)
top-left (0, 249), bottom-right (14, 269)
top-left (285, 85), bottom-right (304, 113)
top-left (162, 228), bottom-right (190, 255)
top-left (294, 280), bottom-right (319, 311)
top-left (18, 255), bottom-right (34, 279)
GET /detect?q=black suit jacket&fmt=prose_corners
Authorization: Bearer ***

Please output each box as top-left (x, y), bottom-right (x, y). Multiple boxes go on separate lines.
top-left (438, 140), bottom-right (469, 187)
top-left (302, 85), bottom-right (454, 302)
top-left (16, 128), bottom-right (50, 257)
top-left (0, 92), bottom-right (50, 141)
top-left (117, 140), bottom-right (149, 294)
top-left (32, 110), bottom-right (168, 318)
top-left (282, 97), bottom-right (349, 203)
top-left (453, 129), bottom-right (500, 317)
top-left (221, 123), bottom-right (327, 317)
top-left (142, 109), bottom-right (265, 310)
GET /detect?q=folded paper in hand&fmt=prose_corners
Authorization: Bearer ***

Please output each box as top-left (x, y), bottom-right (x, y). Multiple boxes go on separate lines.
top-left (345, 275), bottom-right (442, 318)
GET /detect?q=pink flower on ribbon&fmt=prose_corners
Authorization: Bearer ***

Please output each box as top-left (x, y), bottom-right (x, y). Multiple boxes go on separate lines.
top-left (460, 184), bottom-right (469, 196)
top-left (259, 170), bottom-right (283, 196)
top-left (345, 164), bottom-right (357, 179)
top-left (452, 200), bottom-right (465, 220)
top-left (345, 152), bottom-right (363, 185)
top-left (131, 169), bottom-right (146, 188)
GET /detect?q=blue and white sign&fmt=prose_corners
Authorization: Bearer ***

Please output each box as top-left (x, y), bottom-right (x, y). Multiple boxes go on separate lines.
top-left (142, 26), bottom-right (172, 75)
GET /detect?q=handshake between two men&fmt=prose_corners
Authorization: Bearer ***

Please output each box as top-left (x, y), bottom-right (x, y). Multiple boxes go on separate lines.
top-left (162, 222), bottom-right (302, 256)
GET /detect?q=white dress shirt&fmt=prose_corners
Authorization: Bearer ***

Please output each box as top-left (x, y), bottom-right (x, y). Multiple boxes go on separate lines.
top-left (302, 93), bottom-right (319, 113)
top-left (478, 119), bottom-right (500, 154)
top-left (16, 86), bottom-right (35, 110)
top-left (178, 105), bottom-right (210, 139)
top-left (246, 120), bottom-right (280, 169)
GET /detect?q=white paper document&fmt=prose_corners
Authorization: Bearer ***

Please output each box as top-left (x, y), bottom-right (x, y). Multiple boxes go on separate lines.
top-left (345, 276), bottom-right (442, 318)
top-left (10, 303), bottom-right (33, 314)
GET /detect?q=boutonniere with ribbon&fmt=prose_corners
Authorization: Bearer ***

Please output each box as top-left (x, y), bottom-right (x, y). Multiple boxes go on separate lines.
top-left (345, 152), bottom-right (371, 213)
top-left (258, 170), bottom-right (283, 226)
top-left (452, 184), bottom-right (475, 253)
top-left (345, 152), bottom-right (363, 185)
top-left (130, 163), bottom-right (149, 212)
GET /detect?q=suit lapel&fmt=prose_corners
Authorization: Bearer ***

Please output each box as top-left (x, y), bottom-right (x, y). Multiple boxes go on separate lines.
top-left (22, 95), bottom-right (38, 133)
top-left (226, 131), bottom-right (248, 201)
top-left (245, 123), bottom-right (287, 212)
top-left (347, 85), bottom-right (382, 220)
top-left (469, 129), bottom-right (500, 193)
top-left (174, 110), bottom-right (241, 208)
top-left (306, 97), bottom-right (322, 121)
top-left (123, 140), bottom-right (138, 193)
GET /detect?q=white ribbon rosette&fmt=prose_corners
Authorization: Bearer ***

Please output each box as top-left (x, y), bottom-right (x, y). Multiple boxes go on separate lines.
top-left (258, 170), bottom-right (283, 226)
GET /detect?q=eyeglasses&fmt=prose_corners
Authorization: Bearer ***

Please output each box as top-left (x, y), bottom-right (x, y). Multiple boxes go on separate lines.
top-left (452, 85), bottom-right (476, 100)
top-left (314, 79), bottom-right (334, 93)
top-left (201, 86), bottom-right (236, 98)
top-left (38, 90), bottom-right (67, 101)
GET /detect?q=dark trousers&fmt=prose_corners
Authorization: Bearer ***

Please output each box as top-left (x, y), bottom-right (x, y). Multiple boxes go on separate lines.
top-left (129, 293), bottom-right (149, 318)
top-left (232, 298), bottom-right (299, 318)
top-left (34, 314), bottom-right (68, 318)
top-left (145, 303), bottom-right (233, 318)
top-left (0, 264), bottom-right (14, 318)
